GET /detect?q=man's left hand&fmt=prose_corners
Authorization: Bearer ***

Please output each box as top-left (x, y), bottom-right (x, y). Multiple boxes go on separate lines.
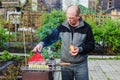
top-left (70, 47), bottom-right (79, 56)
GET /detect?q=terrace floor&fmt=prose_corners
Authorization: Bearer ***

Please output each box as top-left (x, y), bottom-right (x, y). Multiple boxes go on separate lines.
top-left (88, 60), bottom-right (120, 80)
top-left (54, 56), bottom-right (120, 80)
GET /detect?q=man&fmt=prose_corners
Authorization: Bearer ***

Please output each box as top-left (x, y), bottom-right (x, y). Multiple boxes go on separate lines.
top-left (32, 5), bottom-right (95, 80)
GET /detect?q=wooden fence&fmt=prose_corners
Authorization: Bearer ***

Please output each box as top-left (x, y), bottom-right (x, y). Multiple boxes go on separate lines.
top-left (81, 14), bottom-right (111, 24)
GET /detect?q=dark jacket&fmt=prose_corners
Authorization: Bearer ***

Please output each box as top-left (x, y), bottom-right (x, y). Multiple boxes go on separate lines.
top-left (40, 19), bottom-right (95, 63)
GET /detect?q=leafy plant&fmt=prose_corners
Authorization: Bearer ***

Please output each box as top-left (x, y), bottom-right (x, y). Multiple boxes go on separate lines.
top-left (0, 50), bottom-right (22, 61)
top-left (35, 9), bottom-right (65, 58)
top-left (85, 16), bottom-right (120, 54)
top-left (100, 19), bottom-right (120, 53)
top-left (35, 9), bottom-right (66, 40)
top-left (0, 16), bottom-right (14, 48)
top-left (41, 47), bottom-right (61, 59)
top-left (78, 5), bottom-right (96, 14)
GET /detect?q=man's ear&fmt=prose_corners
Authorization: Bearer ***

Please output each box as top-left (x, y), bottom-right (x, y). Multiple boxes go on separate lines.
top-left (77, 15), bottom-right (80, 19)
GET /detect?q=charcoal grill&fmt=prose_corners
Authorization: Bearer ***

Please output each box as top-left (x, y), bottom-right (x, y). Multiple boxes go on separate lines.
top-left (21, 65), bottom-right (61, 80)
top-left (21, 52), bottom-right (70, 80)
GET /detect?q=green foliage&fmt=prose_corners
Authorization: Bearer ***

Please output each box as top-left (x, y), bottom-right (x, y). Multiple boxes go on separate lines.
top-left (101, 19), bottom-right (120, 51)
top-left (35, 8), bottom-right (120, 55)
top-left (36, 9), bottom-right (66, 40)
top-left (0, 16), bottom-right (14, 47)
top-left (86, 17), bottom-right (120, 54)
top-left (0, 26), bottom-right (9, 47)
top-left (41, 48), bottom-right (51, 59)
top-left (79, 5), bottom-right (96, 14)
top-left (35, 9), bottom-right (65, 58)
top-left (0, 50), bottom-right (22, 61)
top-left (85, 16), bottom-right (103, 43)
top-left (41, 47), bottom-right (60, 59)
top-left (89, 56), bottom-right (120, 60)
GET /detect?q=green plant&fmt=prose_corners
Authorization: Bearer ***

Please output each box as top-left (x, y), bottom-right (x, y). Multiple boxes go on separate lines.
top-left (85, 16), bottom-right (120, 54)
top-left (0, 16), bottom-right (14, 47)
top-left (85, 16), bottom-right (103, 44)
top-left (78, 5), bottom-right (96, 14)
top-left (0, 50), bottom-right (22, 61)
top-left (101, 19), bottom-right (120, 52)
top-left (40, 47), bottom-right (60, 59)
top-left (36, 9), bottom-right (66, 40)
top-left (0, 51), bottom-right (24, 80)
top-left (35, 9), bottom-right (65, 58)
top-left (0, 26), bottom-right (8, 47)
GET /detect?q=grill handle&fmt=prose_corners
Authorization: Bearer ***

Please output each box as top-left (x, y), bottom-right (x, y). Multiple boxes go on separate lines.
top-left (56, 62), bottom-right (71, 66)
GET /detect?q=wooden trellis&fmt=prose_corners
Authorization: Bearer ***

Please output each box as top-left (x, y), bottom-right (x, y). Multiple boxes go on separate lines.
top-left (7, 11), bottom-right (42, 48)
top-left (21, 12), bottom-right (42, 48)
top-left (81, 14), bottom-right (111, 24)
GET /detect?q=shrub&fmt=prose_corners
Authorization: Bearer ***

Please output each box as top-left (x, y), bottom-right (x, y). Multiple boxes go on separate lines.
top-left (36, 9), bottom-right (66, 40)
top-left (100, 19), bottom-right (120, 53)
top-left (86, 16), bottom-right (120, 54)
top-left (0, 21), bottom-right (14, 48)
top-left (35, 9), bottom-right (66, 57)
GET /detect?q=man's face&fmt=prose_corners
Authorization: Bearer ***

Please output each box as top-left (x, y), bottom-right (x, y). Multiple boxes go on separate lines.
top-left (66, 12), bottom-right (80, 26)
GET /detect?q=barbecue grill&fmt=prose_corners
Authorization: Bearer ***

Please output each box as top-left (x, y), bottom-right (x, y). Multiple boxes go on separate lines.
top-left (21, 52), bottom-right (70, 80)
top-left (21, 65), bottom-right (61, 80)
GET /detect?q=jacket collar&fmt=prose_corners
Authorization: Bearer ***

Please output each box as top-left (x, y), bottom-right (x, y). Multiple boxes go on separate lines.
top-left (62, 17), bottom-right (84, 29)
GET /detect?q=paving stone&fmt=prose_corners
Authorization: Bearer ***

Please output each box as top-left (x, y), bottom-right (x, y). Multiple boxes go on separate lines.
top-left (88, 60), bottom-right (120, 80)
top-left (53, 59), bottom-right (120, 80)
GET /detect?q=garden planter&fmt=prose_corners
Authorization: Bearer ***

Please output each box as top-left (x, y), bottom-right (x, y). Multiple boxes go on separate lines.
top-left (0, 60), bottom-right (21, 80)
top-left (0, 60), bottom-right (14, 75)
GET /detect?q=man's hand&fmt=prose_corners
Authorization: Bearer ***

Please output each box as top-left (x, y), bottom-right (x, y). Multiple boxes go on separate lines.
top-left (70, 47), bottom-right (79, 56)
top-left (32, 44), bottom-right (43, 52)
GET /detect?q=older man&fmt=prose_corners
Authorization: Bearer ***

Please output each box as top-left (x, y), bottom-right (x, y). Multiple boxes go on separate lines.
top-left (32, 5), bottom-right (95, 80)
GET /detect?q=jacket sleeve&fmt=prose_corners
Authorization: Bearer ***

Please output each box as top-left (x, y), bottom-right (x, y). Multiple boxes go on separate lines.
top-left (40, 27), bottom-right (60, 47)
top-left (80, 25), bottom-right (95, 54)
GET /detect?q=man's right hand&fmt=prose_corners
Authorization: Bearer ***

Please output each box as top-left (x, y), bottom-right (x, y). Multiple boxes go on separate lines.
top-left (32, 43), bottom-right (43, 52)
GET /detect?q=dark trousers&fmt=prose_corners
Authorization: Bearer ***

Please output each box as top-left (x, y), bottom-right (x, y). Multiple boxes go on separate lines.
top-left (61, 60), bottom-right (89, 80)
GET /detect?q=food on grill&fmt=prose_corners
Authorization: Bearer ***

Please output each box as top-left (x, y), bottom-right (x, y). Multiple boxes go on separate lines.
top-left (28, 61), bottom-right (49, 69)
